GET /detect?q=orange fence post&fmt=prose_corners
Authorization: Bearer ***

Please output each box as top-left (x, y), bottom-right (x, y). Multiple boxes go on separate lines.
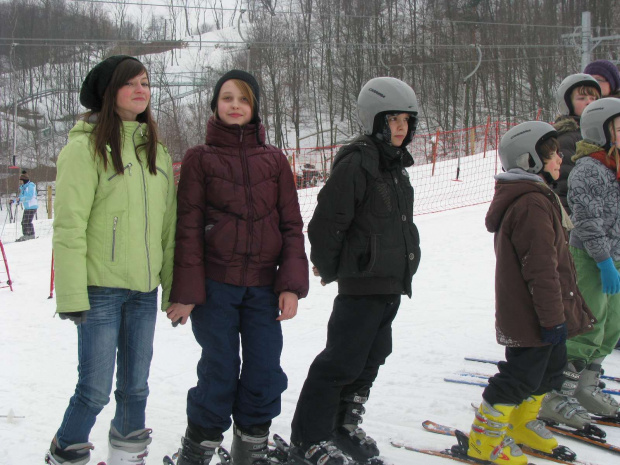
top-left (0, 240), bottom-right (13, 291)
top-left (431, 129), bottom-right (440, 176)
top-left (483, 116), bottom-right (491, 158)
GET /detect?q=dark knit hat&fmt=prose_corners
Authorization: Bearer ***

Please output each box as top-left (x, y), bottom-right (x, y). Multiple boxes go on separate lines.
top-left (80, 55), bottom-right (142, 111)
top-left (584, 60), bottom-right (620, 94)
top-left (210, 70), bottom-right (260, 123)
top-left (19, 170), bottom-right (28, 181)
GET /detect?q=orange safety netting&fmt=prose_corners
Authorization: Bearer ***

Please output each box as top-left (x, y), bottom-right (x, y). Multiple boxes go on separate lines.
top-left (172, 119), bottom-right (520, 221)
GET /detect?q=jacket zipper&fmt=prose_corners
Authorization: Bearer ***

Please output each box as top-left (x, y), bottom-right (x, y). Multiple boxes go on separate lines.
top-left (112, 216), bottom-right (118, 261)
top-left (156, 166), bottom-right (169, 180)
top-left (107, 162), bottom-right (133, 181)
top-left (240, 128), bottom-right (253, 285)
top-left (133, 124), bottom-right (152, 289)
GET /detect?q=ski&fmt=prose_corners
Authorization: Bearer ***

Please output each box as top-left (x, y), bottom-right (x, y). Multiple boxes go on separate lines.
top-left (452, 372), bottom-right (620, 397)
top-left (545, 424), bottom-right (620, 455)
top-left (422, 420), bottom-right (598, 465)
top-left (464, 357), bottom-right (620, 383)
top-left (391, 429), bottom-right (536, 464)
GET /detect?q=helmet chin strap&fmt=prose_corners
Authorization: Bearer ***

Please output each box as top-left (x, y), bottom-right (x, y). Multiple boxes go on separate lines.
top-left (541, 170), bottom-right (557, 187)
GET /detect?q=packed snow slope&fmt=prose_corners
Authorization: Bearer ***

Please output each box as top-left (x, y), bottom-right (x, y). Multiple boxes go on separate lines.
top-left (0, 203), bottom-right (619, 464)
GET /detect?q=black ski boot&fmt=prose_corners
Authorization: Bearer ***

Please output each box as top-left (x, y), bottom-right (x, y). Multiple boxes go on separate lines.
top-left (230, 423), bottom-right (270, 464)
top-left (176, 422), bottom-right (223, 465)
top-left (288, 441), bottom-right (349, 465)
top-left (333, 388), bottom-right (380, 462)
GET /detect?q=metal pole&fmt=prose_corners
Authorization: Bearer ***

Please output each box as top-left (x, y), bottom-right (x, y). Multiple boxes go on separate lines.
top-left (237, 10), bottom-right (250, 72)
top-left (581, 11), bottom-right (591, 71)
top-left (10, 43), bottom-right (18, 168)
top-left (455, 45), bottom-right (482, 181)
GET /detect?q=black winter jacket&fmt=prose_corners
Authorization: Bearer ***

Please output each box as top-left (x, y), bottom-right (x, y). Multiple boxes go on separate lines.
top-left (308, 135), bottom-right (421, 297)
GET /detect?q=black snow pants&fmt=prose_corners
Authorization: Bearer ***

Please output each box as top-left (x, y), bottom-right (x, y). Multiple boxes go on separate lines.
top-left (290, 293), bottom-right (400, 447)
top-left (21, 209), bottom-right (36, 236)
top-left (483, 343), bottom-right (567, 406)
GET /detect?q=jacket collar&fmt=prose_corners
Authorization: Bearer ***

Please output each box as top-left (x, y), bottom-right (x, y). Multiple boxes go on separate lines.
top-left (205, 116), bottom-right (266, 147)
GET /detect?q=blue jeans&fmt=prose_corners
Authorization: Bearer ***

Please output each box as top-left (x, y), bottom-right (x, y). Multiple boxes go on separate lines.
top-left (187, 279), bottom-right (287, 432)
top-left (55, 286), bottom-right (158, 449)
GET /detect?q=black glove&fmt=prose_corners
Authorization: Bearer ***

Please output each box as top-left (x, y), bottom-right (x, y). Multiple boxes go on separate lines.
top-left (540, 323), bottom-right (567, 345)
top-left (59, 311), bottom-right (88, 325)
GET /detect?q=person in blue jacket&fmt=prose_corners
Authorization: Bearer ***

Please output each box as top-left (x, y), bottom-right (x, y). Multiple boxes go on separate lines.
top-left (17, 170), bottom-right (38, 242)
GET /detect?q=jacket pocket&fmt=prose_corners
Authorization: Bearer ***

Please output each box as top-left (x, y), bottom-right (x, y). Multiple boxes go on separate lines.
top-left (111, 216), bottom-right (119, 261)
top-left (204, 216), bottom-right (237, 262)
top-left (106, 213), bottom-right (125, 266)
top-left (370, 179), bottom-right (395, 218)
top-left (155, 166), bottom-right (170, 198)
top-left (360, 234), bottom-right (378, 273)
top-left (98, 163), bottom-right (132, 201)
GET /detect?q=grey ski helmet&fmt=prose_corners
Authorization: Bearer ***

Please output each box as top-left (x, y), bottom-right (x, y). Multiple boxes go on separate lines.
top-left (556, 73), bottom-right (601, 116)
top-left (357, 77), bottom-right (418, 142)
top-left (499, 121), bottom-right (557, 173)
top-left (580, 97), bottom-right (620, 148)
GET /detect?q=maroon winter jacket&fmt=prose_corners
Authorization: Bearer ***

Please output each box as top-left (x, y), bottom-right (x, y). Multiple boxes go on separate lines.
top-left (485, 178), bottom-right (595, 347)
top-left (170, 117), bottom-right (309, 304)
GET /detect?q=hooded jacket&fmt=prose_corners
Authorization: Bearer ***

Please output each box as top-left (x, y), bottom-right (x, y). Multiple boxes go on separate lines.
top-left (53, 120), bottom-right (177, 312)
top-left (308, 135), bottom-right (421, 297)
top-left (18, 181), bottom-right (38, 210)
top-left (568, 141), bottom-right (620, 263)
top-left (170, 117), bottom-right (309, 304)
top-left (486, 172), bottom-right (594, 347)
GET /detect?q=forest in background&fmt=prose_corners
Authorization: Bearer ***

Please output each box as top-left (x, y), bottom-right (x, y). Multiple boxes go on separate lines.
top-left (0, 0), bottom-right (619, 193)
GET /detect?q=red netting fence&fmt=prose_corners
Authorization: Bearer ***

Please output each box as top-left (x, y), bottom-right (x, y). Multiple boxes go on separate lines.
top-left (173, 118), bottom-right (519, 224)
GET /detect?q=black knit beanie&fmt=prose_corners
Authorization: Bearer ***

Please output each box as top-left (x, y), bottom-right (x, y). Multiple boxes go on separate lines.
top-left (210, 70), bottom-right (261, 123)
top-left (80, 55), bottom-right (142, 111)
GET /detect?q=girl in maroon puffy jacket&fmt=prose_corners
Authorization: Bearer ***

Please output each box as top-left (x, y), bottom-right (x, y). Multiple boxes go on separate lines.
top-left (167, 70), bottom-right (309, 465)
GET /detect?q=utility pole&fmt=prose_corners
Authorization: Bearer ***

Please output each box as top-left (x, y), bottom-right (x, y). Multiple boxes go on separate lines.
top-left (562, 11), bottom-right (620, 71)
top-left (581, 11), bottom-right (591, 71)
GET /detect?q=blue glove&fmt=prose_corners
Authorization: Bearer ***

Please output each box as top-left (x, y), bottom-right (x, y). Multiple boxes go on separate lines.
top-left (596, 258), bottom-right (620, 295)
top-left (540, 323), bottom-right (568, 345)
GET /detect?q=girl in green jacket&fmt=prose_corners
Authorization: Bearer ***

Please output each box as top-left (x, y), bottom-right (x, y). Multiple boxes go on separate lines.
top-left (46, 56), bottom-right (176, 465)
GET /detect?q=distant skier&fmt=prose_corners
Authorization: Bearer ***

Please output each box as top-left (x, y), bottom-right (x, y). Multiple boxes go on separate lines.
top-left (16, 170), bottom-right (37, 242)
top-left (289, 77), bottom-right (421, 465)
top-left (468, 121), bottom-right (595, 464)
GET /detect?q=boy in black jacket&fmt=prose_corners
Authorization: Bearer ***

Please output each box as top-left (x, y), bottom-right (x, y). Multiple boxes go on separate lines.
top-left (289, 77), bottom-right (421, 465)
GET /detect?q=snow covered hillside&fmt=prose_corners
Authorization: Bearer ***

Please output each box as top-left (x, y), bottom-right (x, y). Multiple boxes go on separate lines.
top-left (1, 201), bottom-right (619, 464)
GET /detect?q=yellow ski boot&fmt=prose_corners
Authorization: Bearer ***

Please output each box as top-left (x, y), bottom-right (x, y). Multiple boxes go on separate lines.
top-left (468, 399), bottom-right (528, 464)
top-left (509, 395), bottom-right (558, 454)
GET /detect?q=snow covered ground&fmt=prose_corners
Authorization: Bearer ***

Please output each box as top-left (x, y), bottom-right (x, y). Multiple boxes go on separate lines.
top-left (1, 203), bottom-right (619, 464)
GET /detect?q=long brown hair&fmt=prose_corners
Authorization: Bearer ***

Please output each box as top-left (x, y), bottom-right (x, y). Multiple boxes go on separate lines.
top-left (86, 59), bottom-right (160, 175)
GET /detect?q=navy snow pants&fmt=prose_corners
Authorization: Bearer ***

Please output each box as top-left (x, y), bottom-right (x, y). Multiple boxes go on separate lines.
top-left (187, 279), bottom-right (288, 433)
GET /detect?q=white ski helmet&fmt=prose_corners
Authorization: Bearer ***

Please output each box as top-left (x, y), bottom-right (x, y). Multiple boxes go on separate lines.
top-left (499, 121), bottom-right (558, 173)
top-left (357, 77), bottom-right (418, 142)
top-left (556, 73), bottom-right (601, 116)
top-left (580, 97), bottom-right (620, 148)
